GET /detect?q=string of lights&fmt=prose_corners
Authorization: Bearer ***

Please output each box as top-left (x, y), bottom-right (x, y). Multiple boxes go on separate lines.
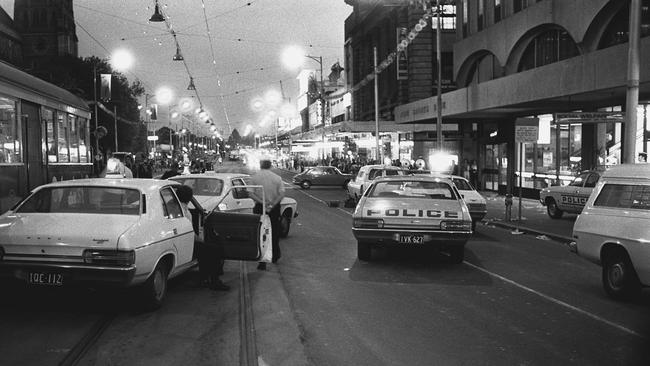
top-left (200, 0), bottom-right (232, 134)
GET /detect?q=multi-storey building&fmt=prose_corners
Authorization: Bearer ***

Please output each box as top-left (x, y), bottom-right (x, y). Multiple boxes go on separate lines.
top-left (395, 0), bottom-right (650, 196)
top-left (13, 0), bottom-right (78, 80)
top-left (0, 6), bottom-right (23, 67)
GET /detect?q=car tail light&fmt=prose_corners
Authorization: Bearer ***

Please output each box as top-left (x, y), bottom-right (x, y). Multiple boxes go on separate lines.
top-left (440, 221), bottom-right (471, 231)
top-left (83, 250), bottom-right (135, 266)
top-left (353, 218), bottom-right (384, 228)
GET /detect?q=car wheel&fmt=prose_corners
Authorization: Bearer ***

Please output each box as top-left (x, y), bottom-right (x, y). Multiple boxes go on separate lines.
top-left (602, 249), bottom-right (641, 300)
top-left (447, 246), bottom-right (465, 264)
top-left (279, 214), bottom-right (291, 238)
top-left (357, 241), bottom-right (371, 261)
top-left (300, 180), bottom-right (311, 189)
top-left (142, 262), bottom-right (169, 310)
top-left (546, 199), bottom-right (563, 219)
top-left (471, 221), bottom-right (477, 231)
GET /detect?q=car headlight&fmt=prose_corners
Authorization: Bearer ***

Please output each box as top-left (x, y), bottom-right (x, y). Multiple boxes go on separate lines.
top-left (83, 249), bottom-right (135, 266)
top-left (440, 221), bottom-right (472, 231)
top-left (353, 218), bottom-right (384, 228)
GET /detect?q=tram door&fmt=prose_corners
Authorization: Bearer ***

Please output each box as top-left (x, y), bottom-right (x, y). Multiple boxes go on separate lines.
top-left (22, 102), bottom-right (45, 190)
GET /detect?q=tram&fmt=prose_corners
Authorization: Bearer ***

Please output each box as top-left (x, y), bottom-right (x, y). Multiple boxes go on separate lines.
top-left (0, 60), bottom-right (92, 213)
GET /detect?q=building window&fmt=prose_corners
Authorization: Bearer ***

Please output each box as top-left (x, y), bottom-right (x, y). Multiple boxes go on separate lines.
top-left (478, 0), bottom-right (484, 31)
top-left (441, 5), bottom-right (456, 30)
top-left (494, 0), bottom-right (502, 22)
top-left (518, 29), bottom-right (579, 72)
top-left (514, 0), bottom-right (526, 13)
top-left (598, 0), bottom-right (650, 49)
top-left (0, 96), bottom-right (21, 164)
top-left (462, 0), bottom-right (468, 37)
top-left (465, 53), bottom-right (502, 86)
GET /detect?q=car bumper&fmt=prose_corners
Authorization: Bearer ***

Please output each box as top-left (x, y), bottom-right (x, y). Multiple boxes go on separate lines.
top-left (0, 261), bottom-right (137, 287)
top-left (352, 228), bottom-right (470, 246)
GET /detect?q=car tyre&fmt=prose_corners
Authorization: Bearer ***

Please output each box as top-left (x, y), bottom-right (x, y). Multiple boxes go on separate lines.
top-left (447, 246), bottom-right (465, 264)
top-left (602, 249), bottom-right (641, 300)
top-left (357, 241), bottom-right (371, 261)
top-left (546, 199), bottom-right (563, 219)
top-left (279, 213), bottom-right (291, 238)
top-left (142, 262), bottom-right (169, 310)
top-left (471, 221), bottom-right (477, 231)
top-left (300, 180), bottom-right (311, 189)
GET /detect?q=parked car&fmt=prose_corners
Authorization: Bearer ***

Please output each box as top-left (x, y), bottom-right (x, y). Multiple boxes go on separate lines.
top-left (352, 175), bottom-right (472, 263)
top-left (571, 164), bottom-right (650, 300)
top-left (292, 166), bottom-right (353, 189)
top-left (539, 170), bottom-right (602, 218)
top-left (0, 178), bottom-right (199, 309)
top-left (447, 175), bottom-right (487, 230)
top-left (170, 172), bottom-right (298, 237)
top-left (346, 164), bottom-right (404, 201)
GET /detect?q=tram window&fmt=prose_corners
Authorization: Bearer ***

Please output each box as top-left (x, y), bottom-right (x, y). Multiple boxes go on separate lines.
top-left (56, 111), bottom-right (69, 163)
top-left (43, 108), bottom-right (57, 163)
top-left (0, 96), bottom-right (21, 164)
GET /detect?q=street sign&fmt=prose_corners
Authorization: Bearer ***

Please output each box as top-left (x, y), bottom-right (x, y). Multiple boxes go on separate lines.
top-left (147, 136), bottom-right (159, 141)
top-left (553, 112), bottom-right (624, 124)
top-left (515, 117), bottom-right (539, 143)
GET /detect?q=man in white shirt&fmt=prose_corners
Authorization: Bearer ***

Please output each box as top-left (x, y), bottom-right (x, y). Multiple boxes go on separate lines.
top-left (249, 159), bottom-right (285, 269)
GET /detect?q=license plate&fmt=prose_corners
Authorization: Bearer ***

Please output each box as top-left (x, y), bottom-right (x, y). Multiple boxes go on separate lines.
top-left (28, 272), bottom-right (63, 286)
top-left (399, 235), bottom-right (424, 244)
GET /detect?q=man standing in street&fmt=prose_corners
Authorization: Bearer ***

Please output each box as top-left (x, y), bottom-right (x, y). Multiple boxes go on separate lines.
top-left (249, 159), bottom-right (285, 270)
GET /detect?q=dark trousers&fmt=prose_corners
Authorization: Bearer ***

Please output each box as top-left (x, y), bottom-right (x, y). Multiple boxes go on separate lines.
top-left (254, 203), bottom-right (281, 262)
top-left (198, 241), bottom-right (224, 282)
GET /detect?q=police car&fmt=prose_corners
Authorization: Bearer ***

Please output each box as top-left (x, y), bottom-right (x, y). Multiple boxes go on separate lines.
top-left (539, 170), bottom-right (601, 218)
top-left (351, 175), bottom-right (472, 263)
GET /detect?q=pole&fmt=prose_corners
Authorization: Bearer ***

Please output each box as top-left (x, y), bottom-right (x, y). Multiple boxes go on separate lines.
top-left (92, 64), bottom-right (99, 174)
top-left (374, 46), bottom-right (380, 163)
top-left (114, 105), bottom-right (118, 152)
top-left (275, 117), bottom-right (279, 158)
top-left (436, 0), bottom-right (443, 152)
top-left (624, 0), bottom-right (641, 163)
top-left (319, 56), bottom-right (325, 163)
top-left (518, 142), bottom-right (523, 228)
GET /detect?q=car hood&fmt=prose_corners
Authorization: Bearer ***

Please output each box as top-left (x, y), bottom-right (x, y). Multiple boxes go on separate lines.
top-left (0, 213), bottom-right (137, 255)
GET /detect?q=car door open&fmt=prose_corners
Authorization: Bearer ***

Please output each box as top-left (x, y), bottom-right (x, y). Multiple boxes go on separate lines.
top-left (203, 185), bottom-right (271, 261)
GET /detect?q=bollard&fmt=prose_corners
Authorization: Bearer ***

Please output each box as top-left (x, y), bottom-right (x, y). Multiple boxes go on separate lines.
top-left (505, 194), bottom-right (513, 221)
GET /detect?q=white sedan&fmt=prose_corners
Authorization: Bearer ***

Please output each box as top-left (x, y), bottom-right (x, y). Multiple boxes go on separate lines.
top-left (352, 176), bottom-right (473, 263)
top-left (170, 172), bottom-right (298, 237)
top-left (347, 164), bottom-right (404, 201)
top-left (0, 178), bottom-right (197, 310)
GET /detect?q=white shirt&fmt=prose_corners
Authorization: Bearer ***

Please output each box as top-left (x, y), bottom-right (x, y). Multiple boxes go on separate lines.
top-left (249, 169), bottom-right (285, 208)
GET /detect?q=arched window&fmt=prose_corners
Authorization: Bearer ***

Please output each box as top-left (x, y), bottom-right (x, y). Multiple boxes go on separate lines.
top-left (518, 29), bottom-right (579, 72)
top-left (465, 53), bottom-right (502, 86)
top-left (598, 0), bottom-right (650, 49)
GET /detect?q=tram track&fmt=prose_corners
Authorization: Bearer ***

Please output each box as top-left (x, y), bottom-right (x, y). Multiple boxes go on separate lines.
top-left (57, 312), bottom-right (116, 366)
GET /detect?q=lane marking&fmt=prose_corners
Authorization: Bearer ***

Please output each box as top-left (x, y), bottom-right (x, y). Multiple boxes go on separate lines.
top-left (281, 174), bottom-right (644, 339)
top-left (463, 261), bottom-right (647, 340)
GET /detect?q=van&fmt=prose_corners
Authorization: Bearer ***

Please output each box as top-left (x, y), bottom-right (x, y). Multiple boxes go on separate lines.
top-left (571, 164), bottom-right (650, 300)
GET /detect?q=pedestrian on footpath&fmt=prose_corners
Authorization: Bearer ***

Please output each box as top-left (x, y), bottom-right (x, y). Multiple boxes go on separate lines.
top-left (176, 185), bottom-right (229, 291)
top-left (249, 159), bottom-right (285, 270)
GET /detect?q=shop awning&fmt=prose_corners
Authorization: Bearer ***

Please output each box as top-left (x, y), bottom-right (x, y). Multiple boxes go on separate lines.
top-left (292, 120), bottom-right (433, 140)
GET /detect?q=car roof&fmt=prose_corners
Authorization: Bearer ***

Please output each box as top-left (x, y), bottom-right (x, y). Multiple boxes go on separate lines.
top-left (602, 163), bottom-right (650, 180)
top-left (373, 175), bottom-right (454, 184)
top-left (360, 164), bottom-right (401, 170)
top-left (169, 172), bottom-right (249, 180)
top-left (36, 178), bottom-right (180, 193)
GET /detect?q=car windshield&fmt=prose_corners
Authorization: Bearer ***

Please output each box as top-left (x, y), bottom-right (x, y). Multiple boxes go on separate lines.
top-left (172, 178), bottom-right (224, 196)
top-left (452, 178), bottom-right (474, 190)
top-left (368, 180), bottom-right (456, 199)
top-left (15, 186), bottom-right (141, 215)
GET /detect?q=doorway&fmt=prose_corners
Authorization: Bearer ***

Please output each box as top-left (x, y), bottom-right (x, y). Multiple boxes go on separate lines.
top-left (483, 143), bottom-right (508, 192)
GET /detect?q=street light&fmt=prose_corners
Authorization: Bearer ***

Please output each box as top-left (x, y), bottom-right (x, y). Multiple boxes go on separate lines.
top-left (282, 47), bottom-right (326, 160)
top-left (108, 49), bottom-right (134, 152)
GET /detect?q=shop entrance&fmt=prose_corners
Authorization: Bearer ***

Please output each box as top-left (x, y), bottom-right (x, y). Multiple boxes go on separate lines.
top-left (483, 143), bottom-right (508, 192)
